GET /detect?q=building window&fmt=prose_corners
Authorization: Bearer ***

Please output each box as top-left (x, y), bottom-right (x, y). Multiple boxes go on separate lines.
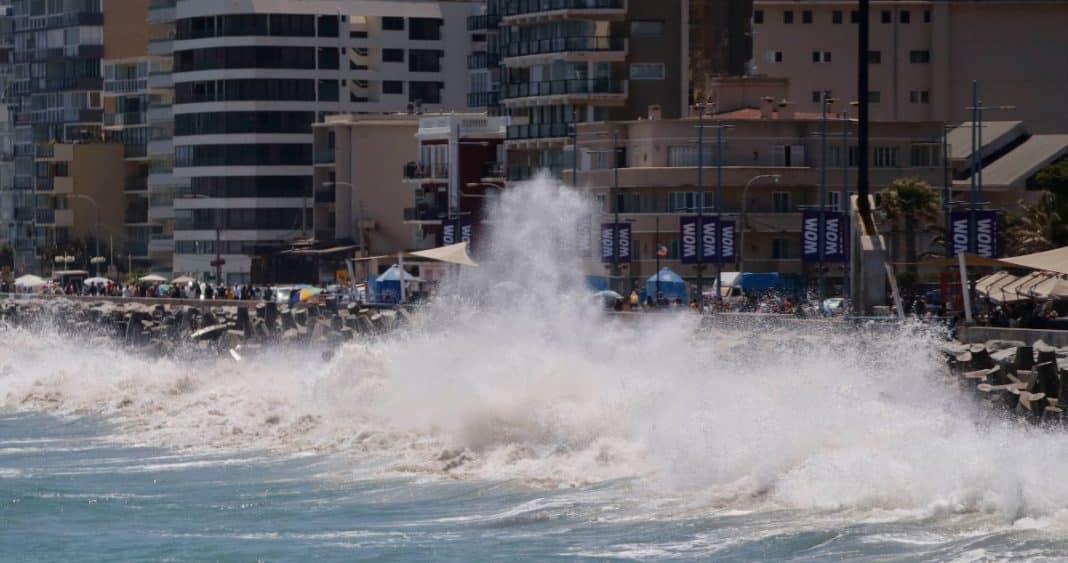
top-left (813, 51), bottom-right (831, 63)
top-left (317, 15), bottom-right (339, 37)
top-left (850, 10), bottom-right (859, 23)
top-left (924, 10), bottom-right (931, 23)
top-left (318, 80), bottom-right (338, 101)
top-left (802, 10), bottom-right (812, 23)
top-left (823, 51), bottom-right (832, 62)
top-left (811, 90), bottom-right (832, 103)
top-left (753, 10), bottom-right (764, 24)
top-left (630, 63), bottom-right (665, 80)
top-left (900, 10), bottom-right (911, 23)
top-left (783, 10), bottom-right (794, 24)
top-left (409, 17), bottom-right (442, 40)
top-left (873, 146), bottom-right (899, 168)
top-left (772, 238), bottom-right (790, 259)
top-left (832, 10), bottom-right (843, 24)
top-left (910, 50), bottom-right (930, 63)
top-left (773, 51), bottom-right (783, 63)
top-left (772, 192), bottom-right (791, 212)
top-left (910, 143), bottom-right (942, 167)
top-left (868, 50), bottom-right (882, 64)
top-left (381, 17), bottom-right (404, 31)
top-left (383, 81), bottom-right (403, 94)
top-left (318, 48), bottom-right (338, 69)
top-left (630, 20), bottom-right (663, 37)
top-left (881, 10), bottom-right (891, 23)
top-left (409, 49), bottom-right (442, 72)
top-left (909, 90), bottom-right (930, 104)
top-left (409, 81), bottom-right (443, 104)
top-left (869, 91), bottom-right (881, 103)
top-left (382, 48), bottom-right (404, 63)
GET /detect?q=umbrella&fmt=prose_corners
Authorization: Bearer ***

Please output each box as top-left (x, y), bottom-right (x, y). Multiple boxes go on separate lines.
top-left (171, 275), bottom-right (196, 284)
top-left (138, 274), bottom-right (167, 283)
top-left (592, 289), bottom-right (623, 301)
top-left (14, 274), bottom-right (46, 289)
top-left (297, 287), bottom-right (323, 302)
top-left (376, 264), bottom-right (423, 283)
top-left (84, 276), bottom-right (113, 285)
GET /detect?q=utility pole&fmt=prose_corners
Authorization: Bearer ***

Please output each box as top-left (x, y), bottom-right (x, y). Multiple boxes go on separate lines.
top-left (612, 131), bottom-right (621, 292)
top-left (818, 94), bottom-right (832, 301)
top-left (857, 0), bottom-right (873, 233)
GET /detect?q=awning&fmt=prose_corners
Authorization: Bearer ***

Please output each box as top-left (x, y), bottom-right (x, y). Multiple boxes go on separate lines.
top-left (1027, 273), bottom-right (1068, 301)
top-left (282, 245), bottom-right (358, 256)
top-left (1000, 246), bottom-right (1068, 276)
top-left (408, 242), bottom-right (478, 267)
top-left (976, 271), bottom-right (1018, 301)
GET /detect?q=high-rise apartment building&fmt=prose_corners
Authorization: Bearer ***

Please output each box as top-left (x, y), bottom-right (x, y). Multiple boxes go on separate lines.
top-left (470, 0), bottom-right (689, 182)
top-left (689, 0), bottom-right (751, 98)
top-left (144, 0), bottom-right (178, 274)
top-left (170, 0), bottom-right (480, 283)
top-left (10, 0), bottom-right (105, 269)
top-left (750, 0), bottom-right (1068, 133)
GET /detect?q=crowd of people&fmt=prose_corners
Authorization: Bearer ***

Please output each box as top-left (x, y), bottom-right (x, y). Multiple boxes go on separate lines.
top-left (0, 278), bottom-right (289, 303)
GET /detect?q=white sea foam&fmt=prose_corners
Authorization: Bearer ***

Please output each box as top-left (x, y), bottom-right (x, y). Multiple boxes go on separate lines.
top-left (3, 174), bottom-right (1068, 526)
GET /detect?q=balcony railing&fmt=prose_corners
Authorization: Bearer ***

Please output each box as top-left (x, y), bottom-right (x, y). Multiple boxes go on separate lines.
top-left (403, 204), bottom-right (447, 221)
top-left (501, 0), bottom-right (625, 17)
top-left (467, 91), bottom-right (499, 108)
top-left (502, 36), bottom-right (625, 58)
top-left (14, 12), bottom-right (104, 32)
top-left (467, 14), bottom-right (501, 30)
top-left (13, 45), bottom-right (103, 63)
top-left (314, 150), bottom-right (335, 164)
top-left (403, 162), bottom-right (449, 179)
top-left (35, 208), bottom-right (54, 224)
top-left (507, 122), bottom-right (569, 140)
top-left (467, 51), bottom-right (500, 69)
top-left (501, 79), bottom-right (625, 100)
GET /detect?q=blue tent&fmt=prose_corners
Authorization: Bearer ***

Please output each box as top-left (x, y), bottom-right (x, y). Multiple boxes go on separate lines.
top-left (645, 267), bottom-right (687, 302)
top-left (374, 264), bottom-right (422, 303)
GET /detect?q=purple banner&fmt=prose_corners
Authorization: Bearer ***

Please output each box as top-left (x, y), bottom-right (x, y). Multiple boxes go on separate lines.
top-left (802, 210), bottom-right (849, 263)
top-left (680, 216), bottom-right (721, 263)
top-left (802, 210), bottom-right (821, 263)
top-left (717, 220), bottom-right (736, 263)
top-left (950, 210), bottom-right (999, 258)
top-left (824, 212), bottom-right (848, 262)
top-left (438, 217), bottom-right (473, 247)
top-left (601, 223), bottom-right (632, 264)
top-left (680, 216), bottom-right (699, 264)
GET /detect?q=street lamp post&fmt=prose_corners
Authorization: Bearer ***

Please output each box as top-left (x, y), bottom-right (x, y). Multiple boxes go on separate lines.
top-left (817, 95), bottom-right (837, 301)
top-left (738, 174), bottom-right (782, 273)
top-left (965, 82), bottom-right (1014, 253)
top-left (693, 100), bottom-right (732, 300)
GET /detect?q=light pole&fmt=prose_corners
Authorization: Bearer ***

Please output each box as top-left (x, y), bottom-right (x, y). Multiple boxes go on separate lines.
top-left (817, 95), bottom-right (836, 301)
top-left (68, 193), bottom-right (102, 276)
top-left (183, 193), bottom-right (225, 282)
top-left (965, 81), bottom-right (1014, 253)
top-left (693, 99), bottom-right (732, 299)
top-left (738, 174), bottom-right (782, 273)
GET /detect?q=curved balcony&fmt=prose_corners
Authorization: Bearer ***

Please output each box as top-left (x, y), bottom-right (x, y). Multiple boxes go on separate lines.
top-left (501, 0), bottom-right (625, 20)
top-left (501, 79), bottom-right (626, 103)
top-left (501, 36), bottom-right (625, 61)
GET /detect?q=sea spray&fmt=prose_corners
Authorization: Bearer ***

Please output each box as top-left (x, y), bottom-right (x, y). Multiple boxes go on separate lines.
top-left (3, 175), bottom-right (1068, 525)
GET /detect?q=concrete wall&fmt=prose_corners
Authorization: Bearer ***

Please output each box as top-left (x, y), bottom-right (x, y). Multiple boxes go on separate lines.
top-left (752, 0), bottom-right (1068, 133)
top-left (104, 0), bottom-right (148, 59)
top-left (961, 326), bottom-right (1068, 348)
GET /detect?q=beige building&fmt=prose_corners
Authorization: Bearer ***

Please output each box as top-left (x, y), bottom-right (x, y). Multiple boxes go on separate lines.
top-left (34, 143), bottom-right (126, 266)
top-left (568, 105), bottom-right (944, 289)
top-left (312, 114), bottom-right (423, 259)
top-left (750, 0), bottom-right (1068, 133)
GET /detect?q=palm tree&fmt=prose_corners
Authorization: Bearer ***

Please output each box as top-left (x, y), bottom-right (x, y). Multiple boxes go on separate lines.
top-left (878, 178), bottom-right (941, 274)
top-left (1004, 191), bottom-right (1060, 255)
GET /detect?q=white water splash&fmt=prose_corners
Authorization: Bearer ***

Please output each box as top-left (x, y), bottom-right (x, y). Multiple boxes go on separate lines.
top-left (3, 175), bottom-right (1068, 528)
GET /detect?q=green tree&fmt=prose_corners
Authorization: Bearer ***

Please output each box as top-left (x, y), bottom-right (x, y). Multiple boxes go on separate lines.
top-left (879, 178), bottom-right (941, 274)
top-left (1004, 191), bottom-right (1060, 256)
top-left (1032, 158), bottom-right (1068, 246)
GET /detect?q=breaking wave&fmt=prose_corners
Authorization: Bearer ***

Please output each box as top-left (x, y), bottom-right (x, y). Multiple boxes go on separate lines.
top-left (4, 174), bottom-right (1068, 527)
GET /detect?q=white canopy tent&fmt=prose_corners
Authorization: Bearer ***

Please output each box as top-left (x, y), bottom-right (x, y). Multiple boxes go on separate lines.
top-left (14, 274), bottom-right (46, 289)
